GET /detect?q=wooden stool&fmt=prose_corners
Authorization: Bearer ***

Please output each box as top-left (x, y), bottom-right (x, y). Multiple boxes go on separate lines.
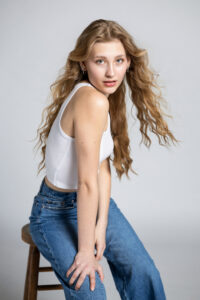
top-left (21, 223), bottom-right (63, 300)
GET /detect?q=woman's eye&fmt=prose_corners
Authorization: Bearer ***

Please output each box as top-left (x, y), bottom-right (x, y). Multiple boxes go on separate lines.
top-left (117, 58), bottom-right (124, 63)
top-left (96, 59), bottom-right (104, 64)
top-left (95, 58), bottom-right (124, 64)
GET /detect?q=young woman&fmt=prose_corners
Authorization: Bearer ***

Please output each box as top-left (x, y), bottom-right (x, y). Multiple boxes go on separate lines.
top-left (29, 19), bottom-right (178, 299)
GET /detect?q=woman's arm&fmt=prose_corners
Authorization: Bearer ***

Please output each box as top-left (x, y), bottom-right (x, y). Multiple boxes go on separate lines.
top-left (96, 157), bottom-right (111, 227)
top-left (93, 157), bottom-right (111, 260)
top-left (65, 88), bottom-right (108, 291)
top-left (74, 87), bottom-right (109, 254)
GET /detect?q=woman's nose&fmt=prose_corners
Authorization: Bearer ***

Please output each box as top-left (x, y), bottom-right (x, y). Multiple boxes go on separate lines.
top-left (105, 64), bottom-right (115, 77)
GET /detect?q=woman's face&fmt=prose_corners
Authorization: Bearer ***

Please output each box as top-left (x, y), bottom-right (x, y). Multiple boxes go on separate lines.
top-left (81, 39), bottom-right (130, 97)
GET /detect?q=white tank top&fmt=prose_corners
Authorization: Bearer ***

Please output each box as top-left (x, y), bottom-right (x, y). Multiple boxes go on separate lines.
top-left (45, 82), bottom-right (114, 189)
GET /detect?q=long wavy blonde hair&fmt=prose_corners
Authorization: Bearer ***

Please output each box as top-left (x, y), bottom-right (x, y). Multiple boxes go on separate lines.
top-left (32, 18), bottom-right (180, 180)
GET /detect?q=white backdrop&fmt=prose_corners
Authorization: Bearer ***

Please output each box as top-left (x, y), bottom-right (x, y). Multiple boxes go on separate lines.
top-left (1, 0), bottom-right (199, 299)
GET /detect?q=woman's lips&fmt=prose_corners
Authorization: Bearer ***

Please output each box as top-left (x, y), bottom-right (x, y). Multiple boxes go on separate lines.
top-left (103, 81), bottom-right (117, 87)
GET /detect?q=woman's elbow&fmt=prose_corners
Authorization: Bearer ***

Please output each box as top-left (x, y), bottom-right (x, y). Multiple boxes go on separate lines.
top-left (77, 177), bottom-right (98, 193)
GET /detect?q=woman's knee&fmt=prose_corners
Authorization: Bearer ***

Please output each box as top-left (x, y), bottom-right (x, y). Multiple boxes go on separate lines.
top-left (59, 269), bottom-right (107, 299)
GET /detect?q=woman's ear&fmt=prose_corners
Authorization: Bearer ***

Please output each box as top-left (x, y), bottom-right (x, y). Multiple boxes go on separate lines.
top-left (80, 62), bottom-right (86, 71)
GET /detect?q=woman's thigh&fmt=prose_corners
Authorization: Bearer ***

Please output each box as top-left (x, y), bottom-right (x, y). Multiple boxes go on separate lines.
top-left (29, 194), bottom-right (106, 298)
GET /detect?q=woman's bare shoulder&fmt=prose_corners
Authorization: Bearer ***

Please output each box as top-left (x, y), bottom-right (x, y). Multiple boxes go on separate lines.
top-left (73, 84), bottom-right (109, 113)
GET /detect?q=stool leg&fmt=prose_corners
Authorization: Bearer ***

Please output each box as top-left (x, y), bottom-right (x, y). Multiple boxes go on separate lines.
top-left (23, 245), bottom-right (32, 300)
top-left (28, 245), bottom-right (40, 300)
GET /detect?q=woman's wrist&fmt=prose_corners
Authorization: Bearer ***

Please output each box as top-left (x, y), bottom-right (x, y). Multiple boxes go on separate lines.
top-left (78, 248), bottom-right (95, 256)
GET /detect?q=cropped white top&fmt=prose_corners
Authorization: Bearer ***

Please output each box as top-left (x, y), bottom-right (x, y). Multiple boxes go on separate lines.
top-left (45, 82), bottom-right (114, 189)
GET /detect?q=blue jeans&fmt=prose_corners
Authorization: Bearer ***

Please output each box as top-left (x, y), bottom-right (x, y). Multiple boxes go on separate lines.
top-left (29, 177), bottom-right (166, 300)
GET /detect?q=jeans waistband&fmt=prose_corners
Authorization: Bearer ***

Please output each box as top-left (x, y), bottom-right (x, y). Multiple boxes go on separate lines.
top-left (39, 177), bottom-right (77, 200)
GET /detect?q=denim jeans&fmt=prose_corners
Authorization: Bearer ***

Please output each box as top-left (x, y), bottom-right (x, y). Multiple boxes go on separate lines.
top-left (29, 177), bottom-right (166, 300)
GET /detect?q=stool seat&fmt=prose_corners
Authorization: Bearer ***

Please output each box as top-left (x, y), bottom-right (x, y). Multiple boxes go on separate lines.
top-left (21, 223), bottom-right (64, 300)
top-left (22, 224), bottom-right (35, 245)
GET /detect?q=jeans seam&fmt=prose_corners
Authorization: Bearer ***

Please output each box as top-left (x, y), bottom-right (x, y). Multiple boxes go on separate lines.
top-left (41, 204), bottom-right (75, 210)
top-left (38, 224), bottom-right (64, 278)
top-left (122, 275), bottom-right (129, 300)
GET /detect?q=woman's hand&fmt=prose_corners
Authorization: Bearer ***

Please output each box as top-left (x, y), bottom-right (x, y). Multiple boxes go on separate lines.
top-left (66, 250), bottom-right (104, 291)
top-left (94, 221), bottom-right (107, 261)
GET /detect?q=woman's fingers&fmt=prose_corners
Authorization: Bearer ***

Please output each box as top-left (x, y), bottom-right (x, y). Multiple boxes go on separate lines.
top-left (66, 252), bottom-right (104, 291)
top-left (69, 267), bottom-right (82, 286)
top-left (95, 246), bottom-right (105, 260)
top-left (74, 271), bottom-right (96, 291)
top-left (74, 271), bottom-right (95, 291)
top-left (96, 253), bottom-right (102, 260)
top-left (66, 262), bottom-right (77, 278)
top-left (96, 264), bottom-right (104, 282)
top-left (89, 271), bottom-right (96, 291)
top-left (74, 273), bottom-right (85, 290)
top-left (68, 265), bottom-right (102, 291)
top-left (96, 245), bottom-right (101, 259)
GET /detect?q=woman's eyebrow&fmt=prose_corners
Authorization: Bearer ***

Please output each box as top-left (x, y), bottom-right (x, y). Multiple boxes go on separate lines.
top-left (94, 54), bottom-right (126, 58)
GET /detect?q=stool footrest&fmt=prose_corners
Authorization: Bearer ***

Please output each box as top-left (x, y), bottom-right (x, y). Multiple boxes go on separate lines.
top-left (39, 266), bottom-right (53, 272)
top-left (38, 284), bottom-right (63, 290)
